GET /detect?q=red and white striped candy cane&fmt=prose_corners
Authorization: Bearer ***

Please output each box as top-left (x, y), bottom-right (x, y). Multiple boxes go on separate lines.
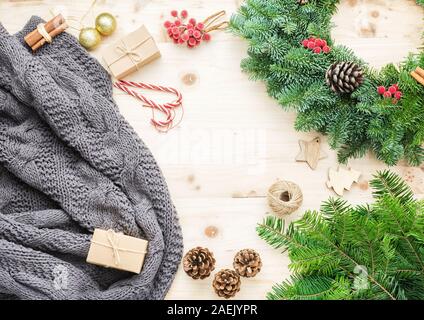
top-left (114, 80), bottom-right (183, 132)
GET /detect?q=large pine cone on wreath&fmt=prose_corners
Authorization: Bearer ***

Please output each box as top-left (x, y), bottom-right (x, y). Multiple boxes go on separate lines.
top-left (183, 247), bottom-right (216, 279)
top-left (212, 269), bottom-right (241, 299)
top-left (326, 62), bottom-right (364, 94)
top-left (233, 249), bottom-right (262, 278)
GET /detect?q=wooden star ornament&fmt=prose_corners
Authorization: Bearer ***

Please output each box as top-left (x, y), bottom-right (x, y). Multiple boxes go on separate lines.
top-left (295, 137), bottom-right (327, 170)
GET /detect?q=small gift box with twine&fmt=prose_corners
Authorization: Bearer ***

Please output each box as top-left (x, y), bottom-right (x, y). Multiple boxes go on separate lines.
top-left (86, 229), bottom-right (148, 274)
top-left (102, 25), bottom-right (161, 79)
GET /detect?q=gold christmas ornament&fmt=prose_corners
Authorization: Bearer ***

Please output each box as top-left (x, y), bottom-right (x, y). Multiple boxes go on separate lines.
top-left (79, 27), bottom-right (101, 50)
top-left (95, 12), bottom-right (117, 36)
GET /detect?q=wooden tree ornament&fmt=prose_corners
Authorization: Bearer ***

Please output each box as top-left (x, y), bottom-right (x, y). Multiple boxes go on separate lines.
top-left (326, 167), bottom-right (361, 196)
top-left (295, 137), bottom-right (327, 170)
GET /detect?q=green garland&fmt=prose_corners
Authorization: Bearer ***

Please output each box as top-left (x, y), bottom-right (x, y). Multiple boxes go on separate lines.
top-left (230, 0), bottom-right (424, 166)
top-left (257, 171), bottom-right (424, 300)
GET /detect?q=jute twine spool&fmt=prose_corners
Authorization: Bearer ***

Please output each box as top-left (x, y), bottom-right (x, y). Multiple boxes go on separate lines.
top-left (267, 180), bottom-right (303, 216)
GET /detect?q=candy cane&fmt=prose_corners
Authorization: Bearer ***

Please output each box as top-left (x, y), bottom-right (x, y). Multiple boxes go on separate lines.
top-left (114, 80), bottom-right (183, 132)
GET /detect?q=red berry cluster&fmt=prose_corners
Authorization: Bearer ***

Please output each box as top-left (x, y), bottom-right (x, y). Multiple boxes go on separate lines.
top-left (301, 37), bottom-right (331, 54)
top-left (164, 10), bottom-right (211, 48)
top-left (377, 84), bottom-right (402, 104)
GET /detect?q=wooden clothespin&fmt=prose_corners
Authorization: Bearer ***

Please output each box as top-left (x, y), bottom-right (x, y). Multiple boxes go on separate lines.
top-left (24, 14), bottom-right (68, 51)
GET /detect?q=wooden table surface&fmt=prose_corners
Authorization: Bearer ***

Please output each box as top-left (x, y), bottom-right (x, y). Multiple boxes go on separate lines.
top-left (1, 0), bottom-right (423, 300)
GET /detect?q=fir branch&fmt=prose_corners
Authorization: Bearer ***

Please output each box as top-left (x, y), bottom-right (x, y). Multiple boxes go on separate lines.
top-left (268, 275), bottom-right (351, 300)
top-left (257, 171), bottom-right (424, 300)
top-left (371, 170), bottom-right (414, 204)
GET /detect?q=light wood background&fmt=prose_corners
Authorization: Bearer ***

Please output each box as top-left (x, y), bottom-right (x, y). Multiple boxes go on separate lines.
top-left (0, 0), bottom-right (423, 300)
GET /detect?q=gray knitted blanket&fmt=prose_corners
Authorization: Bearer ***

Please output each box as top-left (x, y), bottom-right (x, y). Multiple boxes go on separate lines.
top-left (0, 16), bottom-right (183, 300)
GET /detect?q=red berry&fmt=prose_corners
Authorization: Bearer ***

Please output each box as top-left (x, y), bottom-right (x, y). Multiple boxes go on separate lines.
top-left (393, 83), bottom-right (399, 91)
top-left (203, 33), bottom-right (211, 41)
top-left (181, 33), bottom-right (189, 42)
top-left (187, 23), bottom-right (194, 29)
top-left (322, 39), bottom-right (327, 47)
top-left (164, 21), bottom-right (172, 28)
top-left (307, 41), bottom-right (315, 49)
top-left (188, 29), bottom-right (194, 36)
top-left (172, 27), bottom-right (180, 35)
top-left (315, 39), bottom-right (323, 47)
top-left (322, 45), bottom-right (331, 53)
top-left (196, 23), bottom-right (205, 30)
top-left (313, 47), bottom-right (322, 54)
top-left (377, 86), bottom-right (386, 95)
top-left (171, 10), bottom-right (178, 17)
top-left (394, 91), bottom-right (402, 100)
top-left (302, 39), bottom-right (309, 48)
top-left (178, 38), bottom-right (185, 44)
top-left (383, 91), bottom-right (392, 98)
top-left (174, 19), bottom-right (182, 27)
top-left (309, 37), bottom-right (316, 42)
top-left (193, 30), bottom-right (202, 39)
top-left (172, 33), bottom-right (180, 40)
top-left (188, 37), bottom-right (197, 46)
top-left (388, 86), bottom-right (397, 94)
top-left (189, 18), bottom-right (196, 25)
top-left (173, 38), bottom-right (179, 44)
top-left (181, 10), bottom-right (188, 18)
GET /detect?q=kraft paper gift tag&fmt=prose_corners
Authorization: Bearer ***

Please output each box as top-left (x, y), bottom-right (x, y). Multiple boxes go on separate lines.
top-left (86, 228), bottom-right (148, 274)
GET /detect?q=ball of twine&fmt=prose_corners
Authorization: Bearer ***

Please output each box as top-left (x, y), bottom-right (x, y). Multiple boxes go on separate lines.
top-left (267, 180), bottom-right (303, 216)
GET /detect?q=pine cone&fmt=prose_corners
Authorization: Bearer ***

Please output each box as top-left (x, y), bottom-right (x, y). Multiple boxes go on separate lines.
top-left (212, 269), bottom-right (241, 299)
top-left (298, 0), bottom-right (308, 4)
top-left (233, 249), bottom-right (262, 278)
top-left (183, 247), bottom-right (215, 279)
top-left (326, 62), bottom-right (364, 94)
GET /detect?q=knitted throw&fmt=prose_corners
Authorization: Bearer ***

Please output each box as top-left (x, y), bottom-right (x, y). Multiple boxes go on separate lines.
top-left (0, 17), bottom-right (183, 300)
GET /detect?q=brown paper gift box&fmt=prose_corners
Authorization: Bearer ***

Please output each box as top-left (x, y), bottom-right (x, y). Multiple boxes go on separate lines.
top-left (86, 229), bottom-right (149, 274)
top-left (102, 25), bottom-right (161, 79)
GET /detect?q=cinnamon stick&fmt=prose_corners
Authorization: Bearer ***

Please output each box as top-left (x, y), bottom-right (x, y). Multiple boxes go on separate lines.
top-left (411, 71), bottom-right (424, 86)
top-left (415, 66), bottom-right (424, 79)
top-left (31, 22), bottom-right (68, 51)
top-left (24, 14), bottom-right (64, 48)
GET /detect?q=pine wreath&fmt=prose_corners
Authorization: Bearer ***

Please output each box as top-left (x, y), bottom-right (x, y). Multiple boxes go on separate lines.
top-left (230, 0), bottom-right (424, 166)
